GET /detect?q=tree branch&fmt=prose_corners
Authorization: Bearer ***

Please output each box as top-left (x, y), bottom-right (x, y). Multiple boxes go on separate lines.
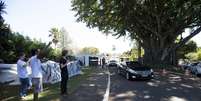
top-left (175, 27), bottom-right (201, 50)
top-left (133, 16), bottom-right (159, 36)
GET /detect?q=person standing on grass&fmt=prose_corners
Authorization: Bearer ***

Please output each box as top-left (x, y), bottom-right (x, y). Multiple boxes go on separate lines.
top-left (30, 49), bottom-right (43, 101)
top-left (59, 50), bottom-right (69, 96)
top-left (17, 52), bottom-right (30, 99)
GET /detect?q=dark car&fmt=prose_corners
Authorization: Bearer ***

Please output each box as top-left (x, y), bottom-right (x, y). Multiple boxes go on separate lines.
top-left (107, 60), bottom-right (118, 67)
top-left (117, 61), bottom-right (154, 80)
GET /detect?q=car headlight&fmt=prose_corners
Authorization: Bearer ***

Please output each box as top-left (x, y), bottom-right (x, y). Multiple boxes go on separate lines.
top-left (128, 69), bottom-right (137, 74)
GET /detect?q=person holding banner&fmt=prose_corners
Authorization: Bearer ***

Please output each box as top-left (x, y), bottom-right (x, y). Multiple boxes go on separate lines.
top-left (17, 52), bottom-right (30, 99)
top-left (30, 49), bottom-right (43, 101)
top-left (59, 50), bottom-right (69, 96)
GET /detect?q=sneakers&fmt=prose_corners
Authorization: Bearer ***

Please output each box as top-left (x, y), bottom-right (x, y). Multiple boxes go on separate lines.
top-left (20, 96), bottom-right (26, 100)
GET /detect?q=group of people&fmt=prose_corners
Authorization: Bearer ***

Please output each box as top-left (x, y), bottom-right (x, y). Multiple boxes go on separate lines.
top-left (17, 49), bottom-right (69, 100)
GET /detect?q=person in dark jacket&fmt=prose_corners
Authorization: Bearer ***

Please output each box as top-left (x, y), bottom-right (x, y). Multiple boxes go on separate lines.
top-left (102, 57), bottom-right (106, 68)
top-left (59, 50), bottom-right (69, 96)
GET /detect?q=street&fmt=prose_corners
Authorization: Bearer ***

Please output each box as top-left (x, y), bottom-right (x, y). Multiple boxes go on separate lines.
top-left (68, 66), bottom-right (201, 101)
top-left (66, 67), bottom-right (108, 101)
top-left (109, 66), bottom-right (201, 101)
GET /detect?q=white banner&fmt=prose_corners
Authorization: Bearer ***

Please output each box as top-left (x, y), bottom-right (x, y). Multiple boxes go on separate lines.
top-left (0, 60), bottom-right (83, 85)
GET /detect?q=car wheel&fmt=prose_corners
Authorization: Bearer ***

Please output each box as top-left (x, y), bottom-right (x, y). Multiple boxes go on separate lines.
top-left (126, 72), bottom-right (131, 80)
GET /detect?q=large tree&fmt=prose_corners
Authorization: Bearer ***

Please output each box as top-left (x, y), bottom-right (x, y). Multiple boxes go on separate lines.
top-left (72, 0), bottom-right (201, 65)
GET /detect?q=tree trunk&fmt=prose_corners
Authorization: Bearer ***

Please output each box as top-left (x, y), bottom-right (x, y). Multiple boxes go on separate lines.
top-left (142, 37), bottom-right (176, 65)
top-left (143, 47), bottom-right (173, 65)
top-left (137, 40), bottom-right (142, 63)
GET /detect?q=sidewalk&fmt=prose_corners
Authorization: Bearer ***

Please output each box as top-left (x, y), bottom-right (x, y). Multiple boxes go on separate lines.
top-left (63, 67), bottom-right (108, 101)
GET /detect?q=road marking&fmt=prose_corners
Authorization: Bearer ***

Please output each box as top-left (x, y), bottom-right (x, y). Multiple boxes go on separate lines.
top-left (103, 68), bottom-right (111, 101)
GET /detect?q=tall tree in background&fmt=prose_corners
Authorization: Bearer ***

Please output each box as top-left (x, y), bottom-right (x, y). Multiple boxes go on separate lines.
top-left (49, 28), bottom-right (60, 49)
top-left (72, 0), bottom-right (201, 65)
top-left (80, 47), bottom-right (99, 55)
top-left (59, 27), bottom-right (72, 49)
top-left (0, 1), bottom-right (6, 22)
top-left (0, 1), bottom-right (59, 63)
top-left (0, 0), bottom-right (11, 62)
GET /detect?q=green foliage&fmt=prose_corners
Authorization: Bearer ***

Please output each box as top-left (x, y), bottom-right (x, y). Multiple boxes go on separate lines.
top-left (121, 51), bottom-right (130, 57)
top-left (72, 0), bottom-right (201, 64)
top-left (185, 48), bottom-right (201, 61)
top-left (177, 40), bottom-right (197, 59)
top-left (129, 49), bottom-right (137, 61)
top-left (49, 27), bottom-right (60, 47)
top-left (72, 0), bottom-right (201, 39)
top-left (121, 48), bottom-right (144, 61)
top-left (197, 48), bottom-right (201, 60)
top-left (49, 27), bottom-right (72, 50)
top-left (0, 1), bottom-right (6, 22)
top-left (185, 52), bottom-right (198, 61)
top-left (0, 32), bottom-right (56, 63)
top-left (80, 47), bottom-right (99, 55)
top-left (0, 1), bottom-right (63, 63)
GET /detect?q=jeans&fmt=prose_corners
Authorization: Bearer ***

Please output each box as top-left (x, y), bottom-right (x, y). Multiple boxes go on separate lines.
top-left (32, 78), bottom-right (43, 93)
top-left (60, 74), bottom-right (68, 94)
top-left (19, 78), bottom-right (30, 97)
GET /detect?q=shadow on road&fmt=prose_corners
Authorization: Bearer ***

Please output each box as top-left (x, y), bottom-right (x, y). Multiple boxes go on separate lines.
top-left (108, 66), bottom-right (201, 101)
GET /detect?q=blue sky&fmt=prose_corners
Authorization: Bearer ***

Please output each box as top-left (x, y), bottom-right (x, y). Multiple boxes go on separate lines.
top-left (3, 0), bottom-right (132, 54)
top-left (3, 0), bottom-right (201, 54)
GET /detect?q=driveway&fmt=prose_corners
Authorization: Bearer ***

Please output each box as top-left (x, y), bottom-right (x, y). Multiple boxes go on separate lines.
top-left (65, 67), bottom-right (108, 101)
top-left (109, 66), bottom-right (201, 101)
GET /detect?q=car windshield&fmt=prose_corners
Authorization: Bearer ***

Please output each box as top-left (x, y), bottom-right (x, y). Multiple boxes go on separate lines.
top-left (126, 62), bottom-right (151, 70)
top-left (126, 61), bottom-right (142, 67)
top-left (110, 60), bottom-right (117, 63)
top-left (191, 62), bottom-right (199, 66)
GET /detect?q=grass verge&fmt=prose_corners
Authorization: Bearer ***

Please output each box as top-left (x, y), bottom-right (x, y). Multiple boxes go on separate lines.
top-left (0, 66), bottom-right (94, 101)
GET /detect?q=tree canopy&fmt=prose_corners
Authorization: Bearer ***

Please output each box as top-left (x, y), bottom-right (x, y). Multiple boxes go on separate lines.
top-left (72, 0), bottom-right (201, 65)
top-left (0, 1), bottom-right (58, 63)
top-left (79, 47), bottom-right (99, 55)
top-left (177, 40), bottom-right (197, 59)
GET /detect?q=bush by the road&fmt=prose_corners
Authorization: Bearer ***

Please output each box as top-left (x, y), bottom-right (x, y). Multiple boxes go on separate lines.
top-left (0, 32), bottom-right (61, 63)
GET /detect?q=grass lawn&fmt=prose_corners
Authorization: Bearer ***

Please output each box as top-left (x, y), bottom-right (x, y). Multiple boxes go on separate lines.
top-left (0, 67), bottom-right (94, 101)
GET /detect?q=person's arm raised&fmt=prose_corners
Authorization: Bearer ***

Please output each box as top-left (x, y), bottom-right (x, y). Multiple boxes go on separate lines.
top-left (60, 62), bottom-right (68, 68)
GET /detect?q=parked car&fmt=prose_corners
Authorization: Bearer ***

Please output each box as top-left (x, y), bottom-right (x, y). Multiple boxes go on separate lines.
top-left (188, 62), bottom-right (199, 73)
top-left (117, 61), bottom-right (154, 80)
top-left (181, 63), bottom-right (191, 70)
top-left (190, 62), bottom-right (201, 76)
top-left (107, 60), bottom-right (118, 67)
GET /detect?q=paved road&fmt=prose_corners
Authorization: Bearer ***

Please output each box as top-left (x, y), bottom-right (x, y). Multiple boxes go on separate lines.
top-left (109, 66), bottom-right (201, 101)
top-left (65, 67), bottom-right (108, 101)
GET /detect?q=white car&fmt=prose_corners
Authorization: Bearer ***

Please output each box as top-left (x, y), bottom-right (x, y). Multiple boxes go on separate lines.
top-left (188, 62), bottom-right (199, 72)
top-left (190, 62), bottom-right (201, 76)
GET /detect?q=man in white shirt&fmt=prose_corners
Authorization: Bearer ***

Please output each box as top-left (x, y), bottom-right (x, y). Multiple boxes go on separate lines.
top-left (17, 52), bottom-right (30, 99)
top-left (30, 49), bottom-right (43, 101)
